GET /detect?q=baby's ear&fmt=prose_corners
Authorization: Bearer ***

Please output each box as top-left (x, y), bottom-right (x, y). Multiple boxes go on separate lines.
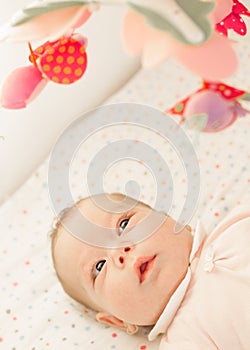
top-left (96, 312), bottom-right (138, 335)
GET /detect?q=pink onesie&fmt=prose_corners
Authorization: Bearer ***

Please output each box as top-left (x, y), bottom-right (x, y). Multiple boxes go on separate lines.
top-left (148, 205), bottom-right (250, 350)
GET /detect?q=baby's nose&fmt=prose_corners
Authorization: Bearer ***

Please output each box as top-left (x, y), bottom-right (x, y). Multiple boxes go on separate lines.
top-left (113, 246), bottom-right (131, 267)
top-left (118, 247), bottom-right (131, 263)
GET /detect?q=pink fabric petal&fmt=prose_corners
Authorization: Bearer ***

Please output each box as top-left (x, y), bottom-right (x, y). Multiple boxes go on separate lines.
top-left (0, 65), bottom-right (47, 109)
top-left (210, 0), bottom-right (232, 23)
top-left (122, 9), bottom-right (149, 55)
top-left (123, 9), bottom-right (171, 67)
top-left (142, 32), bottom-right (171, 68)
top-left (7, 6), bottom-right (90, 43)
top-left (173, 32), bottom-right (238, 80)
top-left (122, 6), bottom-right (237, 79)
top-left (71, 7), bottom-right (92, 30)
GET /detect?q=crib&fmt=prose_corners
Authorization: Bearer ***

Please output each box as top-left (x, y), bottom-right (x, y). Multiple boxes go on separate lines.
top-left (0, 1), bottom-right (250, 349)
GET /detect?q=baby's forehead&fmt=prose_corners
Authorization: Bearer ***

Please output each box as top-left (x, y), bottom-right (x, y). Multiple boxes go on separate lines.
top-left (78, 193), bottom-right (149, 217)
top-left (56, 194), bottom-right (153, 247)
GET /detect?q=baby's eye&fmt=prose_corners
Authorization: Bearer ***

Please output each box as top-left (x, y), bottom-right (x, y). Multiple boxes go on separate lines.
top-left (93, 260), bottom-right (106, 278)
top-left (118, 218), bottom-right (129, 235)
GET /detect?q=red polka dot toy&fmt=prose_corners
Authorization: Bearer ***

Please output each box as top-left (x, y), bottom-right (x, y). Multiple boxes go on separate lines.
top-left (0, 34), bottom-right (88, 109)
top-left (29, 35), bottom-right (88, 85)
top-left (0, 1), bottom-right (92, 110)
top-left (216, 0), bottom-right (250, 37)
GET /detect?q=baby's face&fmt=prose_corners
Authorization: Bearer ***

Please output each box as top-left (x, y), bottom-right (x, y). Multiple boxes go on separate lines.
top-left (54, 194), bottom-right (192, 326)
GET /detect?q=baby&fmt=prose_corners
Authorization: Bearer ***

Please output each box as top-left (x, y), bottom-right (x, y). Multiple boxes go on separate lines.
top-left (51, 193), bottom-right (250, 349)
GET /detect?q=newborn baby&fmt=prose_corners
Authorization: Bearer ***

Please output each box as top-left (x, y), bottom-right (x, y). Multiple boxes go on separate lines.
top-left (51, 193), bottom-right (250, 349)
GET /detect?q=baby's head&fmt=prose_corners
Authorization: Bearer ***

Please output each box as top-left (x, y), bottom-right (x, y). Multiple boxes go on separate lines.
top-left (51, 193), bottom-right (193, 334)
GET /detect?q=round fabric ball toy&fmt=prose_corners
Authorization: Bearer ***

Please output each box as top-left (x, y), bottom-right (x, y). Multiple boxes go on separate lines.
top-left (183, 90), bottom-right (238, 132)
top-left (29, 35), bottom-right (88, 84)
top-left (0, 34), bottom-right (88, 109)
top-left (167, 81), bottom-right (249, 133)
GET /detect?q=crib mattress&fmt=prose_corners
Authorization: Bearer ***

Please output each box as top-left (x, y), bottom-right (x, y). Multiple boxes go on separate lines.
top-left (1, 41), bottom-right (250, 350)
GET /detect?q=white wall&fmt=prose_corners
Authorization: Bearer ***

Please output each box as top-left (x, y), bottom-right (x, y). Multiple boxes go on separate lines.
top-left (0, 1), bottom-right (141, 204)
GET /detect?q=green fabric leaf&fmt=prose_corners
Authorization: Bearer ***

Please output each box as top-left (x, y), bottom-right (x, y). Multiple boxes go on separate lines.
top-left (12, 1), bottom-right (87, 26)
top-left (240, 92), bottom-right (250, 101)
top-left (176, 0), bottom-right (215, 42)
top-left (182, 113), bottom-right (208, 147)
top-left (183, 113), bottom-right (208, 131)
top-left (127, 0), bottom-right (215, 45)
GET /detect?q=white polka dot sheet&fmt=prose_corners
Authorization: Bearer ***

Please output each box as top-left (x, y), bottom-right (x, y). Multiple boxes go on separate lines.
top-left (1, 40), bottom-right (250, 349)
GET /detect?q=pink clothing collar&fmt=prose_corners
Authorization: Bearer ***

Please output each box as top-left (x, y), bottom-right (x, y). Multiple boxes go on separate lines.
top-left (148, 221), bottom-right (207, 341)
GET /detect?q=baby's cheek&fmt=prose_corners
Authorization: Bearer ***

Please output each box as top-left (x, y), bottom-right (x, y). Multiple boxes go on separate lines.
top-left (105, 281), bottom-right (134, 311)
top-left (100, 278), bottom-right (139, 321)
top-left (105, 283), bottom-right (160, 325)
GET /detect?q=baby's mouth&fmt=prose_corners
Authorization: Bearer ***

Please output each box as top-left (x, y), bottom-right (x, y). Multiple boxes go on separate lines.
top-left (134, 255), bottom-right (156, 283)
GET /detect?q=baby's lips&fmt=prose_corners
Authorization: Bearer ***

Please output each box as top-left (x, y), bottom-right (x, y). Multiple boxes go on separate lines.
top-left (134, 255), bottom-right (156, 283)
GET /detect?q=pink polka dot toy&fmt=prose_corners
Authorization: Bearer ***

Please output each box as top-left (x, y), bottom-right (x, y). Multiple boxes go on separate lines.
top-left (167, 81), bottom-right (250, 133)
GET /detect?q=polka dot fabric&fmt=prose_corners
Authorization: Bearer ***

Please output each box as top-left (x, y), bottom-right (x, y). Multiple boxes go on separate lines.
top-left (30, 37), bottom-right (87, 84)
top-left (1, 35), bottom-right (250, 349)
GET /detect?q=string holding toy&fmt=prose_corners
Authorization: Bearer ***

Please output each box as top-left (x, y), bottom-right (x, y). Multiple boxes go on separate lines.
top-left (166, 81), bottom-right (250, 135)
